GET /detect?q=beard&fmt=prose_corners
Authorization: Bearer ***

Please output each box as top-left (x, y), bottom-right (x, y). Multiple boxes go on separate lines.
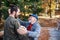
top-left (14, 13), bottom-right (18, 19)
top-left (14, 13), bottom-right (20, 19)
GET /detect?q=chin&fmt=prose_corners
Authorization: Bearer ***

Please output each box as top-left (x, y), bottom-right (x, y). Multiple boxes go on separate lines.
top-left (15, 16), bottom-right (18, 19)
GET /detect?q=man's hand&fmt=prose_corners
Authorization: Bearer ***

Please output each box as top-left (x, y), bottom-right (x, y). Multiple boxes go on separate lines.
top-left (0, 31), bottom-right (4, 37)
top-left (17, 26), bottom-right (28, 35)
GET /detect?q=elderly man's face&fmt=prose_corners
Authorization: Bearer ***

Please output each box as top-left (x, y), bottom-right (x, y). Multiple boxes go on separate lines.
top-left (28, 16), bottom-right (36, 23)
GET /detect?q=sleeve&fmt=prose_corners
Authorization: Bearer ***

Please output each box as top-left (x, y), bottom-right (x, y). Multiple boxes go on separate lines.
top-left (14, 20), bottom-right (21, 30)
top-left (17, 18), bottom-right (29, 27)
top-left (27, 24), bottom-right (41, 38)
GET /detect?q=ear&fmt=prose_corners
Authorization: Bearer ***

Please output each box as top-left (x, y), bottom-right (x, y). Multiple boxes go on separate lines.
top-left (34, 17), bottom-right (37, 22)
top-left (8, 9), bottom-right (10, 14)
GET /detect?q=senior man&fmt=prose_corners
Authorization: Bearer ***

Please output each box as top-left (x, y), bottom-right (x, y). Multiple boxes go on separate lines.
top-left (18, 14), bottom-right (41, 40)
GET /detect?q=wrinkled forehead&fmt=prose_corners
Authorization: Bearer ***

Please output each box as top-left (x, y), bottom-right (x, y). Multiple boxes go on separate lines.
top-left (29, 16), bottom-right (35, 19)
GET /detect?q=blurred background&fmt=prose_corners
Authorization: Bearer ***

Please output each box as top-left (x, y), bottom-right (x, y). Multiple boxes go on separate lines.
top-left (0, 0), bottom-right (60, 40)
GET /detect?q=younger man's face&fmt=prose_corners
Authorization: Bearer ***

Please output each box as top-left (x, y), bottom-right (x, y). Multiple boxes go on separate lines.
top-left (15, 9), bottom-right (20, 18)
top-left (8, 8), bottom-right (20, 18)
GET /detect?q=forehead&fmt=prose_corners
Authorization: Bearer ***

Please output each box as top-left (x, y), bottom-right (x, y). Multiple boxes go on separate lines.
top-left (29, 16), bottom-right (35, 18)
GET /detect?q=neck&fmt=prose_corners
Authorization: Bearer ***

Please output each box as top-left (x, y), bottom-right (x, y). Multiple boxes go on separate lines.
top-left (9, 14), bottom-right (15, 18)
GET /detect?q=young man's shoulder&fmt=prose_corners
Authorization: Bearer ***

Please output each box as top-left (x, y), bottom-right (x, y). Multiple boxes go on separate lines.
top-left (5, 16), bottom-right (18, 24)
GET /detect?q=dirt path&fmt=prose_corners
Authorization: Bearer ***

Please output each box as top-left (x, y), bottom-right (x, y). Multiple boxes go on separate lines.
top-left (38, 27), bottom-right (50, 40)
